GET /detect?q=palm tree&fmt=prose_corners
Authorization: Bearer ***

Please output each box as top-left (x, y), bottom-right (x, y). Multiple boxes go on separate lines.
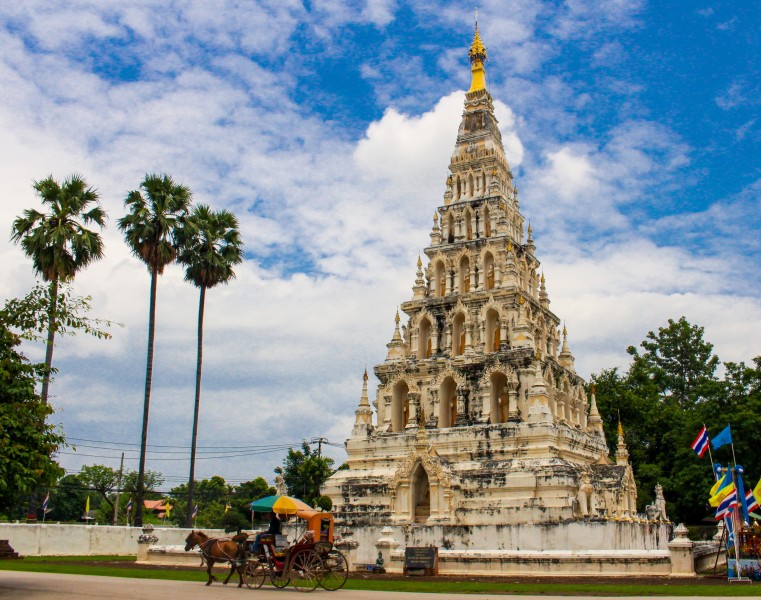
top-left (175, 205), bottom-right (243, 527)
top-left (10, 174), bottom-right (106, 404)
top-left (117, 173), bottom-right (191, 527)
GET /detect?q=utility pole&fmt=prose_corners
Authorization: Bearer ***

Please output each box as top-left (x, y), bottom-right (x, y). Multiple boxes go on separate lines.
top-left (311, 437), bottom-right (328, 459)
top-left (113, 452), bottom-right (124, 526)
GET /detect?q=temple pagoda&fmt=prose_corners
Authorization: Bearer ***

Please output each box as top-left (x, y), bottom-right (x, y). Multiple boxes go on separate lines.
top-left (323, 25), bottom-right (667, 574)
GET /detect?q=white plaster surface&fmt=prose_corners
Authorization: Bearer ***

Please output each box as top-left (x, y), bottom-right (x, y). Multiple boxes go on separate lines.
top-left (0, 523), bottom-right (224, 556)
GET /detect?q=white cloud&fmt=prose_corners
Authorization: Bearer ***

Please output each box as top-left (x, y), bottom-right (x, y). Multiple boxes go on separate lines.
top-left (1, 2), bottom-right (759, 489)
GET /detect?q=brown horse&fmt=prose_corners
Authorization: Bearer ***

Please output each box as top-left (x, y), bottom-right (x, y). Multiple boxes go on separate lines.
top-left (184, 530), bottom-right (246, 587)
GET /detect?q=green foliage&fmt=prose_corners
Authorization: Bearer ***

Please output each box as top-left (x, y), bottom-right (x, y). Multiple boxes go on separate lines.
top-left (168, 475), bottom-right (275, 529)
top-left (0, 325), bottom-right (65, 514)
top-left (593, 316), bottom-right (761, 524)
top-left (78, 464), bottom-right (120, 513)
top-left (117, 173), bottom-right (192, 276)
top-left (47, 475), bottom-right (88, 521)
top-left (626, 317), bottom-right (720, 408)
top-left (122, 469), bottom-right (164, 499)
top-left (10, 174), bottom-right (106, 284)
top-left (314, 495), bottom-right (333, 512)
top-left (1, 281), bottom-right (118, 342)
top-left (175, 204), bottom-right (243, 290)
top-left (275, 441), bottom-right (335, 506)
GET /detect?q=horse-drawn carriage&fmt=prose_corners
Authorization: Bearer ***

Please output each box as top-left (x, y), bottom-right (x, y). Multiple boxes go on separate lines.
top-left (185, 504), bottom-right (348, 592)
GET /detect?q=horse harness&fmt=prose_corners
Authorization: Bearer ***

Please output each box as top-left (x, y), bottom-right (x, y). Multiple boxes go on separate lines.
top-left (199, 536), bottom-right (245, 564)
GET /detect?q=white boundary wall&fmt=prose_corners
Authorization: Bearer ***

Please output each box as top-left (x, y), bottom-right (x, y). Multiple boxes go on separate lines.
top-left (0, 523), bottom-right (224, 556)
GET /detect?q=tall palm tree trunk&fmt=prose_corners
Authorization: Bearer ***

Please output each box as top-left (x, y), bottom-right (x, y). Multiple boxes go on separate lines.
top-left (40, 278), bottom-right (59, 405)
top-left (185, 286), bottom-right (206, 527)
top-left (134, 268), bottom-right (159, 527)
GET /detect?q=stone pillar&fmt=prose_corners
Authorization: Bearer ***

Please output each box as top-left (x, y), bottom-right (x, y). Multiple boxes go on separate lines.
top-left (335, 528), bottom-right (359, 572)
top-left (136, 524), bottom-right (159, 563)
top-left (668, 523), bottom-right (695, 576)
top-left (375, 527), bottom-right (400, 574)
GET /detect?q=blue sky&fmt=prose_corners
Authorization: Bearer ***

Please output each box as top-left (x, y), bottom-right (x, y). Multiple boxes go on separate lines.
top-left (1, 1), bottom-right (759, 493)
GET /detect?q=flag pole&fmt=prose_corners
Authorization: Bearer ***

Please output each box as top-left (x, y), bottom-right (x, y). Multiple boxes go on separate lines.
top-left (704, 423), bottom-right (719, 482)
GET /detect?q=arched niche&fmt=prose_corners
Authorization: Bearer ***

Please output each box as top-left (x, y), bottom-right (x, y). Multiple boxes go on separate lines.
top-left (484, 252), bottom-right (495, 290)
top-left (451, 312), bottom-right (466, 356)
top-left (417, 317), bottom-right (432, 359)
top-left (434, 260), bottom-right (446, 296)
top-left (438, 376), bottom-right (457, 428)
top-left (447, 213), bottom-right (455, 243)
top-left (391, 380), bottom-right (410, 432)
top-left (412, 463), bottom-right (431, 524)
top-left (483, 204), bottom-right (491, 237)
top-left (490, 371), bottom-right (509, 424)
top-left (458, 255), bottom-right (470, 293)
top-left (485, 307), bottom-right (500, 352)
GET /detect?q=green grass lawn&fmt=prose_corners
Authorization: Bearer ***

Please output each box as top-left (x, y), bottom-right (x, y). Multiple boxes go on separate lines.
top-left (0, 556), bottom-right (754, 596)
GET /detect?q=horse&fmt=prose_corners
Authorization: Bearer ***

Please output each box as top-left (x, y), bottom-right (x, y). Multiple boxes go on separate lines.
top-left (184, 530), bottom-right (247, 587)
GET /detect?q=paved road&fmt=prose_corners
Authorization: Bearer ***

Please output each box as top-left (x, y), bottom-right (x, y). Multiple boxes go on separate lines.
top-left (0, 571), bottom-right (733, 599)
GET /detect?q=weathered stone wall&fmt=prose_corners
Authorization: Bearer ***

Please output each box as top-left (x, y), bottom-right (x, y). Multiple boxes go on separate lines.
top-left (344, 521), bottom-right (671, 567)
top-left (0, 523), bottom-right (224, 556)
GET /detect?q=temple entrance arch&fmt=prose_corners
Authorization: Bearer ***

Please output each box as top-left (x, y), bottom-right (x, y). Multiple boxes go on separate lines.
top-left (412, 463), bottom-right (431, 523)
top-left (391, 380), bottom-right (410, 432)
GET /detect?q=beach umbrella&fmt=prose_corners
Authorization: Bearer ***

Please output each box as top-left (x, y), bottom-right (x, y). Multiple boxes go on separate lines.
top-left (250, 495), bottom-right (312, 514)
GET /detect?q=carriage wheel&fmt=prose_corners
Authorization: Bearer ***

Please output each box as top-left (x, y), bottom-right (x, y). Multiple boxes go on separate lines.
top-left (243, 562), bottom-right (266, 589)
top-left (269, 561), bottom-right (290, 589)
top-left (319, 549), bottom-right (348, 591)
top-left (289, 549), bottom-right (322, 592)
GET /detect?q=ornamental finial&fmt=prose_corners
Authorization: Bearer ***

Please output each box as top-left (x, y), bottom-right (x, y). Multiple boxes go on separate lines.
top-left (468, 19), bottom-right (488, 93)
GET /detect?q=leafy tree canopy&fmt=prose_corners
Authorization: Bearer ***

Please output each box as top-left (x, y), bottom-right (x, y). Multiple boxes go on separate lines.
top-left (1, 281), bottom-right (118, 342)
top-left (0, 324), bottom-right (65, 514)
top-left (275, 441), bottom-right (335, 507)
top-left (593, 316), bottom-right (761, 525)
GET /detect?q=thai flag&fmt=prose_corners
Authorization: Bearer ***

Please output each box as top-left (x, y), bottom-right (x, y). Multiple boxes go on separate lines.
top-left (41, 493), bottom-right (49, 512)
top-left (746, 489), bottom-right (760, 513)
top-left (192, 504), bottom-right (199, 519)
top-left (716, 488), bottom-right (738, 520)
top-left (691, 425), bottom-right (710, 458)
top-left (126, 499), bottom-right (133, 513)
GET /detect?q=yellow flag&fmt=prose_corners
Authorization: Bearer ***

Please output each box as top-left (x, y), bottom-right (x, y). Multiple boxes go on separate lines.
top-left (753, 478), bottom-right (761, 500)
top-left (709, 474), bottom-right (726, 497)
top-left (165, 503), bottom-right (172, 518)
top-left (709, 482), bottom-right (735, 508)
top-left (85, 495), bottom-right (90, 514)
top-left (225, 503), bottom-right (231, 514)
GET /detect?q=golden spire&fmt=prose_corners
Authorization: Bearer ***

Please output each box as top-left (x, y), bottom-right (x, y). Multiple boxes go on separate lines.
top-left (468, 23), bottom-right (488, 93)
top-left (417, 255), bottom-right (422, 268)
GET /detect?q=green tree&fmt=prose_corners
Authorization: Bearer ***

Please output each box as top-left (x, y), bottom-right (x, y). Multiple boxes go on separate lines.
top-left (275, 441), bottom-right (335, 506)
top-left (117, 173), bottom-right (191, 526)
top-left (10, 174), bottom-right (106, 404)
top-left (48, 474), bottom-right (88, 521)
top-left (78, 464), bottom-right (119, 514)
top-left (2, 281), bottom-right (116, 344)
top-left (627, 316), bottom-right (720, 408)
top-left (175, 205), bottom-right (243, 527)
top-left (593, 317), bottom-right (740, 523)
top-left (0, 324), bottom-right (65, 515)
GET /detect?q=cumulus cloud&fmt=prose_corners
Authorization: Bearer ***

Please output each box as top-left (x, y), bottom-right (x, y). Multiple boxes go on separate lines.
top-left (1, 2), bottom-right (758, 486)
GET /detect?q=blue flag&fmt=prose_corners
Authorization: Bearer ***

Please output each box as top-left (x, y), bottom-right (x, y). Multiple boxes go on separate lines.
top-left (711, 425), bottom-right (732, 450)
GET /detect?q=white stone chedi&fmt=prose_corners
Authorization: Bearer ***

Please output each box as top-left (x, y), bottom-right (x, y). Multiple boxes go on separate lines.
top-left (325, 24), bottom-right (636, 527)
top-left (324, 26), bottom-right (670, 573)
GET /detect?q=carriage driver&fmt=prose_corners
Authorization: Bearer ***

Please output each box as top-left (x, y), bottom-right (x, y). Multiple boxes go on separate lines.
top-left (250, 511), bottom-right (283, 555)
